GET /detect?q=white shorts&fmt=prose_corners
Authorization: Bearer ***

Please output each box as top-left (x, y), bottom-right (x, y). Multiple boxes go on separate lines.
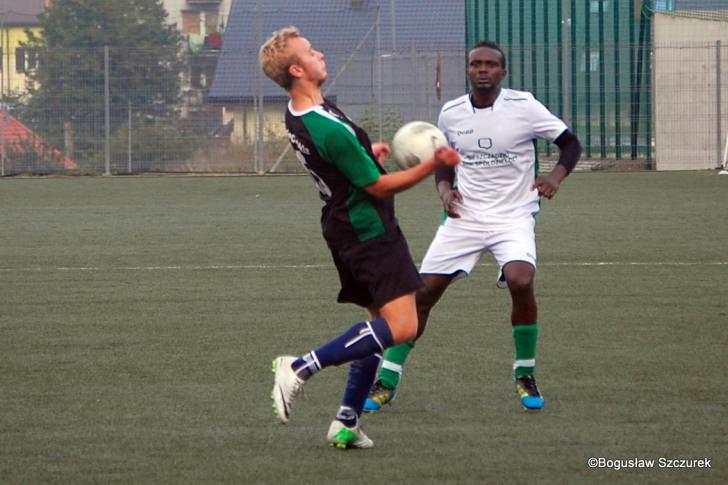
top-left (419, 218), bottom-right (537, 283)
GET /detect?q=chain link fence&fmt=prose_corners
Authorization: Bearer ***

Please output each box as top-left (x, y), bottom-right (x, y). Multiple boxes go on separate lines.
top-left (0, 40), bottom-right (725, 175)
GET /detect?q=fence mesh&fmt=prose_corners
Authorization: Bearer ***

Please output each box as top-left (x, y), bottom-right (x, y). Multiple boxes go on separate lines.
top-left (0, 40), bottom-right (725, 175)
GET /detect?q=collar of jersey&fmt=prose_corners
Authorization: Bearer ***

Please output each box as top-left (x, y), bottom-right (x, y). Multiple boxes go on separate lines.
top-left (288, 100), bottom-right (321, 117)
top-left (468, 88), bottom-right (505, 113)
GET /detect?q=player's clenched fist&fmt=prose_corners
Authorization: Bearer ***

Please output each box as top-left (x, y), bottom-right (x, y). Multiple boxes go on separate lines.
top-left (432, 147), bottom-right (460, 168)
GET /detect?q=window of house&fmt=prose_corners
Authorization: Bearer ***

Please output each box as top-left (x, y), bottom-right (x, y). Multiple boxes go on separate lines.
top-left (27, 49), bottom-right (39, 71)
top-left (15, 48), bottom-right (25, 73)
top-left (15, 48), bottom-right (39, 73)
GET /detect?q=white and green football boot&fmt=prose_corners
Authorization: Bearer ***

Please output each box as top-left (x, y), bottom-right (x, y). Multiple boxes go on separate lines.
top-left (326, 420), bottom-right (374, 449)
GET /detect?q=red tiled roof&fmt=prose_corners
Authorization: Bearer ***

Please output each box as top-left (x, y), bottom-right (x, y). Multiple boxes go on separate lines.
top-left (0, 109), bottom-right (78, 170)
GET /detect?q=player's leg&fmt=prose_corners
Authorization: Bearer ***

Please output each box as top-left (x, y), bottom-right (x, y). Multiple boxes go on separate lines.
top-left (311, 234), bottom-right (421, 448)
top-left (491, 220), bottom-right (544, 410)
top-left (365, 221), bottom-right (483, 412)
top-left (272, 315), bottom-right (396, 424)
top-left (327, 353), bottom-right (379, 449)
top-left (326, 292), bottom-right (418, 448)
top-left (503, 261), bottom-right (543, 410)
top-left (272, 239), bottom-right (418, 426)
top-left (364, 274), bottom-right (453, 411)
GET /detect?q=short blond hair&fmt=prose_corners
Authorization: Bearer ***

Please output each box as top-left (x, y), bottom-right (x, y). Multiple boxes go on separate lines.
top-left (259, 26), bottom-right (301, 90)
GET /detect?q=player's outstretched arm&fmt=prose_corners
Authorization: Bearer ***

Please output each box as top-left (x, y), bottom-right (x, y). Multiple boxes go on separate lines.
top-left (364, 147), bottom-right (460, 199)
top-left (532, 130), bottom-right (581, 199)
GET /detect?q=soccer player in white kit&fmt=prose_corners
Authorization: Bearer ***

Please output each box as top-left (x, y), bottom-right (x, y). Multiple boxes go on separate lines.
top-left (365, 40), bottom-right (582, 411)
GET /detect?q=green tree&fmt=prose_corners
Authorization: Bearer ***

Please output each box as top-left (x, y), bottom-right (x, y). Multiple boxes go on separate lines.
top-left (357, 106), bottom-right (403, 147)
top-left (19, 0), bottom-right (182, 168)
top-left (357, 106), bottom-right (404, 171)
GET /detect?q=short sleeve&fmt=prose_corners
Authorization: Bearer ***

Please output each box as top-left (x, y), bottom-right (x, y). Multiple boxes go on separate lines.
top-left (527, 94), bottom-right (568, 142)
top-left (303, 112), bottom-right (381, 188)
top-left (324, 124), bottom-right (381, 187)
top-left (437, 110), bottom-right (450, 145)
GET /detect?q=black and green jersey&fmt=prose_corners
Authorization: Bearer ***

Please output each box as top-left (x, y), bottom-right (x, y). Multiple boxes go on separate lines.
top-left (286, 98), bottom-right (397, 246)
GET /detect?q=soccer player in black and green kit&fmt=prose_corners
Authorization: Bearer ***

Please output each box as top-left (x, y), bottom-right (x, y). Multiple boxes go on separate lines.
top-left (259, 26), bottom-right (460, 449)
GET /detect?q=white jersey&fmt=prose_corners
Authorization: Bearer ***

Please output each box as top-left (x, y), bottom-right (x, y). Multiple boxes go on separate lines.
top-left (438, 88), bottom-right (567, 229)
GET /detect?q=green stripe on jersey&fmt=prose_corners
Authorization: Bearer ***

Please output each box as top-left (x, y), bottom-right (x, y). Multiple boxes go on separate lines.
top-left (301, 109), bottom-right (385, 241)
top-left (301, 110), bottom-right (380, 187)
top-left (346, 188), bottom-right (385, 240)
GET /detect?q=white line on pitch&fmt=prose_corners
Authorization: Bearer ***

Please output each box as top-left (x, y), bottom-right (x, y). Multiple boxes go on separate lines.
top-left (1, 261), bottom-right (727, 273)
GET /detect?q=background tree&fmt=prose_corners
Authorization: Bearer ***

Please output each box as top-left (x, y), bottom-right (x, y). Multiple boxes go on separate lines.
top-left (19, 0), bottom-right (181, 167)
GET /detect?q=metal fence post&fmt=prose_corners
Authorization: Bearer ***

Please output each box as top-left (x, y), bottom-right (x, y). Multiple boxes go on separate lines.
top-left (0, 110), bottom-right (5, 176)
top-left (104, 45), bottom-right (111, 176)
top-left (570, 0), bottom-right (577, 131)
top-left (598, 0), bottom-right (606, 159)
top-left (255, 0), bottom-right (265, 174)
top-left (411, 41), bottom-right (417, 120)
top-left (717, 40), bottom-right (722, 165)
top-left (376, 6), bottom-right (383, 142)
top-left (128, 101), bottom-right (132, 173)
top-left (585, 2), bottom-right (592, 158)
top-left (614, 0), bottom-right (622, 159)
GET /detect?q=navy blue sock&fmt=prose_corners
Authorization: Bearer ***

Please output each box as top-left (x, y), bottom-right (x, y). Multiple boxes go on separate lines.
top-left (342, 353), bottom-right (381, 417)
top-left (335, 406), bottom-right (358, 428)
top-left (292, 318), bottom-right (393, 380)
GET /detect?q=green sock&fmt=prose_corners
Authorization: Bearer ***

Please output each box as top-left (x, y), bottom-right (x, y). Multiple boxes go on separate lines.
top-left (513, 323), bottom-right (538, 377)
top-left (378, 340), bottom-right (416, 389)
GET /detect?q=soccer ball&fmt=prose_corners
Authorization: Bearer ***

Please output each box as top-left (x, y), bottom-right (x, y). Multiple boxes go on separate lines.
top-left (391, 121), bottom-right (448, 169)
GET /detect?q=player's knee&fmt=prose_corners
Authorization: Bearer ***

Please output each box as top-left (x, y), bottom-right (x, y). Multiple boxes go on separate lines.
top-left (388, 318), bottom-right (417, 344)
top-left (416, 286), bottom-right (440, 312)
top-left (506, 273), bottom-right (534, 293)
top-left (415, 318), bottom-right (428, 340)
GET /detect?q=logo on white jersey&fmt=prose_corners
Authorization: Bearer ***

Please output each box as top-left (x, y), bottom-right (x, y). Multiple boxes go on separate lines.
top-left (477, 138), bottom-right (493, 149)
top-left (462, 151), bottom-right (517, 168)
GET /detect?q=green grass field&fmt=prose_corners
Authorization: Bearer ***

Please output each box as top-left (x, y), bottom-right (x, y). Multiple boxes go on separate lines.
top-left (1, 172), bottom-right (726, 484)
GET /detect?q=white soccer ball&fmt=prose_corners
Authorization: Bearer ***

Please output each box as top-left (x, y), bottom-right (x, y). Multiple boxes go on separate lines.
top-left (391, 121), bottom-right (448, 169)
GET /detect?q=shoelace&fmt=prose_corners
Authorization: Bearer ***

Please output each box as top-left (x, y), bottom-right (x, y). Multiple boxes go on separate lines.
top-left (519, 376), bottom-right (539, 396)
top-left (371, 384), bottom-right (393, 402)
top-left (291, 379), bottom-right (305, 400)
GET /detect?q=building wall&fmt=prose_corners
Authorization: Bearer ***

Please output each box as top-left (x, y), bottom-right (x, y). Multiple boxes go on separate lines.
top-left (162, 0), bottom-right (232, 34)
top-left (219, 48), bottom-right (466, 152)
top-left (162, 0), bottom-right (233, 139)
top-left (653, 13), bottom-right (728, 170)
top-left (0, 26), bottom-right (42, 97)
top-left (223, 105), bottom-right (287, 146)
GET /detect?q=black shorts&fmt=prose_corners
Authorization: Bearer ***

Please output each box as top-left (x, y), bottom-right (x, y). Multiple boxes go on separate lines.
top-left (327, 229), bottom-right (423, 309)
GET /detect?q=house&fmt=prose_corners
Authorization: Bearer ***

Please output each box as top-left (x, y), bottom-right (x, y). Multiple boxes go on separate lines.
top-left (208, 0), bottom-right (466, 146)
top-left (0, 108), bottom-right (77, 174)
top-left (161, 0), bottom-right (233, 51)
top-left (0, 0), bottom-right (48, 98)
top-left (161, 0), bottom-right (234, 134)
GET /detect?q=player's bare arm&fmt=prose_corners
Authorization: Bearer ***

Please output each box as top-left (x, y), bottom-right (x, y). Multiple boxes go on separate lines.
top-left (434, 166), bottom-right (462, 217)
top-left (532, 130), bottom-right (582, 199)
top-left (365, 146), bottom-right (460, 199)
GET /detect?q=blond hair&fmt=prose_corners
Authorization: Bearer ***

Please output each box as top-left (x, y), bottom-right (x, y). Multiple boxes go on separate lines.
top-left (259, 26), bottom-right (301, 90)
